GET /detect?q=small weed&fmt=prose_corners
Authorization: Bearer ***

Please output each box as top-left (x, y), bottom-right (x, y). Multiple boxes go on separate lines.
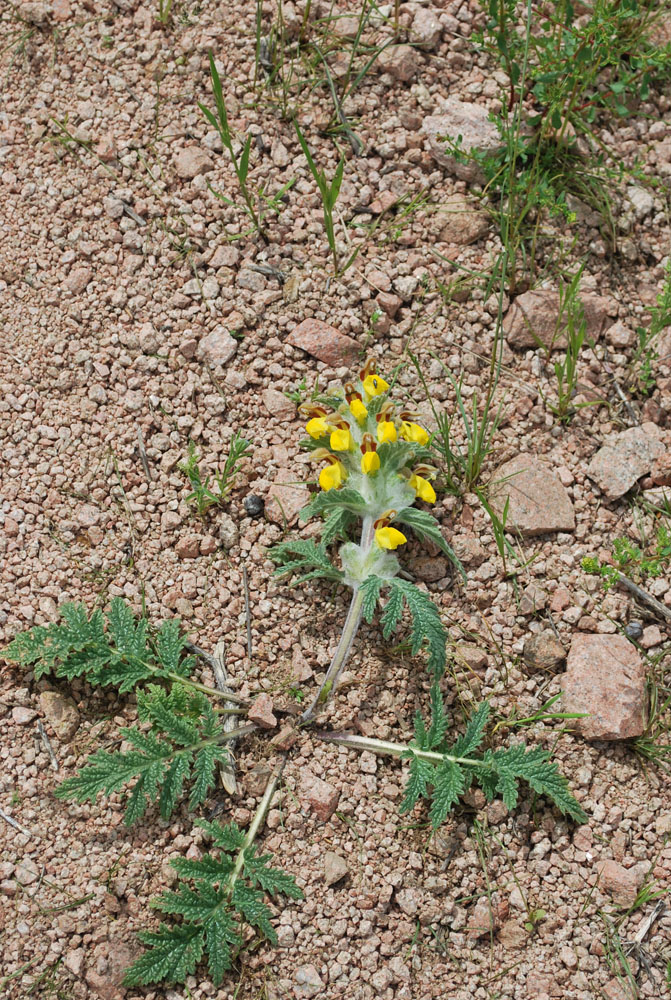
top-left (631, 259), bottom-right (671, 396)
top-left (156, 0), bottom-right (175, 25)
top-left (582, 523), bottom-right (671, 591)
top-left (180, 434), bottom-right (252, 518)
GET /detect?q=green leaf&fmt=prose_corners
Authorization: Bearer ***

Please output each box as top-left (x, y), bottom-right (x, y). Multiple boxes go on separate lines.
top-left (123, 924), bottom-right (204, 987)
top-left (451, 701), bottom-right (490, 758)
top-left (321, 507), bottom-right (355, 547)
top-left (245, 851), bottom-right (304, 900)
top-left (426, 681), bottom-right (448, 749)
top-left (300, 487), bottom-right (368, 521)
top-left (107, 597), bottom-right (147, 658)
top-left (393, 507), bottom-right (465, 581)
top-left (268, 538), bottom-right (343, 585)
top-left (429, 758), bottom-right (466, 828)
top-left (159, 755), bottom-right (193, 819)
top-left (204, 910), bottom-right (239, 985)
top-left (155, 619), bottom-right (192, 676)
top-left (232, 882), bottom-right (276, 943)
top-left (491, 745), bottom-right (587, 823)
top-left (399, 756), bottom-right (435, 815)
top-left (381, 579), bottom-right (447, 676)
top-left (196, 819), bottom-right (246, 852)
top-left (359, 575), bottom-right (384, 623)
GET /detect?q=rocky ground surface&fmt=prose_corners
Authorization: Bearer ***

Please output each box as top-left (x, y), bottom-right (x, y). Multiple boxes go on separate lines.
top-left (1, 1), bottom-right (671, 999)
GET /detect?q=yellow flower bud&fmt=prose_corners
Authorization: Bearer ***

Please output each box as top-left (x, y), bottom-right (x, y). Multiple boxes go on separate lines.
top-left (377, 420), bottom-right (397, 444)
top-left (330, 428), bottom-right (354, 452)
top-left (306, 417), bottom-right (330, 439)
top-left (362, 374), bottom-right (390, 399)
top-left (361, 451), bottom-right (381, 475)
top-left (319, 462), bottom-right (346, 492)
top-left (375, 526), bottom-right (407, 550)
top-left (409, 474), bottom-right (436, 504)
top-left (400, 421), bottom-right (430, 446)
top-left (349, 398), bottom-right (368, 422)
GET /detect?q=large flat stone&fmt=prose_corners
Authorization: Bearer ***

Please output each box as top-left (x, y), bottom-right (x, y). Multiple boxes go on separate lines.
top-left (423, 98), bottom-right (502, 183)
top-left (265, 468), bottom-right (310, 526)
top-left (489, 455), bottom-right (575, 537)
top-left (503, 289), bottom-right (614, 350)
top-left (562, 634), bottom-right (646, 740)
top-left (286, 319), bottom-right (359, 367)
top-left (586, 423), bottom-right (666, 499)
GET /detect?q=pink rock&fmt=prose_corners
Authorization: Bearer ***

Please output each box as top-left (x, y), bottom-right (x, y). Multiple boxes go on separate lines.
top-left (562, 634), bottom-right (646, 740)
top-left (489, 454), bottom-right (575, 536)
top-left (247, 693), bottom-right (277, 730)
top-left (423, 98), bottom-right (502, 183)
top-left (175, 535), bottom-right (201, 559)
top-left (650, 452), bottom-right (671, 487)
top-left (432, 194), bottom-right (490, 245)
top-left (369, 190), bottom-right (398, 215)
top-left (503, 289), bottom-right (614, 350)
top-left (518, 582), bottom-right (547, 615)
top-left (466, 894), bottom-right (509, 939)
top-left (39, 691), bottom-right (80, 741)
top-left (586, 423), bottom-right (666, 499)
top-left (286, 319), bottom-right (359, 367)
top-left (605, 320), bottom-right (635, 349)
top-left (523, 632), bottom-right (566, 672)
top-left (199, 534), bottom-right (218, 555)
top-left (596, 859), bottom-right (646, 906)
top-left (52, 0), bottom-right (71, 21)
top-left (265, 468), bottom-right (310, 527)
top-left (378, 44), bottom-right (420, 82)
top-left (376, 291), bottom-right (403, 318)
top-left (410, 7), bottom-right (443, 50)
top-left (174, 146), bottom-right (214, 180)
top-left (299, 768), bottom-right (340, 821)
top-left (640, 625), bottom-right (663, 649)
top-left (3, 516), bottom-right (19, 537)
top-left (262, 388), bottom-right (295, 421)
top-left (12, 707), bottom-right (38, 725)
top-left (196, 327), bottom-right (238, 367)
top-left (64, 267), bottom-right (92, 294)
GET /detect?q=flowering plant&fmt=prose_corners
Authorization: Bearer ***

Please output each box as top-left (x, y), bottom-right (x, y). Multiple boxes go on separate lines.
top-left (270, 360), bottom-right (463, 718)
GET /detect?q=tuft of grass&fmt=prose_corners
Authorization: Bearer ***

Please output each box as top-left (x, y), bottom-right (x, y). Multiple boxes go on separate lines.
top-left (180, 434), bottom-right (252, 518)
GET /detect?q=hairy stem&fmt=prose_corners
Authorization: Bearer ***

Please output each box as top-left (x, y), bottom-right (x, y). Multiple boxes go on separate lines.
top-left (227, 754), bottom-right (288, 894)
top-left (301, 517), bottom-right (375, 723)
top-left (314, 729), bottom-right (480, 768)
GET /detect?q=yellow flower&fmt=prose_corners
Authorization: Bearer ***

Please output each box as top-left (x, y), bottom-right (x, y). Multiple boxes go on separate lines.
top-left (330, 428), bottom-right (354, 451)
top-left (377, 420), bottom-right (397, 444)
top-left (349, 398), bottom-right (368, 422)
top-left (362, 374), bottom-right (390, 399)
top-left (319, 462), bottom-right (346, 492)
top-left (306, 417), bottom-right (330, 439)
top-left (361, 451), bottom-right (380, 475)
top-left (375, 526), bottom-right (407, 550)
top-left (409, 474), bottom-right (436, 504)
top-left (401, 421), bottom-right (430, 446)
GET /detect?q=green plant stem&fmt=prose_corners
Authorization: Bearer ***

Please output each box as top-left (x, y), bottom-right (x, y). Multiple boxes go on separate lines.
top-left (314, 729), bottom-right (480, 768)
top-left (227, 754), bottom-right (288, 895)
top-left (163, 670), bottom-right (249, 706)
top-left (301, 517), bottom-right (375, 722)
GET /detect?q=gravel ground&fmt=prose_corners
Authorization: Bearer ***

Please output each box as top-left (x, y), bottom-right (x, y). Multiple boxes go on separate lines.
top-left (1, 1), bottom-right (671, 999)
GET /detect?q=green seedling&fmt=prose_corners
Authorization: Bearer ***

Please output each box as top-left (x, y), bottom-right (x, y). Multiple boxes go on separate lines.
top-left (180, 434), bottom-right (252, 518)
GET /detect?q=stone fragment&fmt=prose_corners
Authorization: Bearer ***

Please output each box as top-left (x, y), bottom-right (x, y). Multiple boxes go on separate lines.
top-left (52, 0), bottom-right (72, 21)
top-left (291, 647), bottom-right (313, 682)
top-left (451, 533), bottom-right (486, 566)
top-left (467, 895), bottom-right (509, 939)
top-left (175, 535), bottom-right (201, 559)
top-left (12, 707), bottom-right (38, 725)
top-left (174, 146), bottom-right (214, 179)
top-left (324, 851), bottom-right (348, 886)
top-left (299, 768), bottom-right (340, 821)
top-left (627, 185), bottom-right (654, 220)
top-left (587, 424), bottom-right (666, 499)
top-left (640, 625), bottom-right (663, 649)
top-left (262, 388), bottom-right (295, 421)
top-left (408, 555), bottom-right (448, 582)
top-left (271, 140), bottom-right (290, 167)
top-left (247, 693), bottom-right (277, 730)
top-left (196, 327), bottom-right (238, 367)
top-left (498, 919), bottom-right (527, 950)
top-left (651, 452), bottom-right (671, 486)
top-left (286, 318), bottom-right (359, 367)
top-left (295, 965), bottom-right (324, 999)
top-left (265, 468), bottom-right (310, 526)
top-left (39, 690), bottom-right (80, 741)
top-left (432, 194), bottom-right (490, 245)
top-left (596, 859), bottom-right (646, 906)
top-left (378, 44), bottom-right (420, 82)
top-left (410, 7), bottom-right (442, 49)
top-left (605, 320), bottom-right (635, 350)
top-left (519, 582), bottom-right (547, 615)
top-left (503, 289), bottom-right (613, 350)
top-left (64, 948), bottom-right (85, 977)
top-left (64, 267), bottom-right (92, 294)
top-left (523, 631), bottom-right (566, 672)
top-left (369, 190), bottom-right (398, 215)
top-left (489, 454), bottom-right (575, 536)
top-left (244, 762), bottom-right (272, 796)
top-left (562, 634), bottom-right (646, 740)
top-left (456, 643), bottom-right (488, 673)
top-left (423, 98), bottom-right (502, 182)
top-left (217, 513), bottom-right (239, 549)
top-left (375, 291), bottom-right (402, 318)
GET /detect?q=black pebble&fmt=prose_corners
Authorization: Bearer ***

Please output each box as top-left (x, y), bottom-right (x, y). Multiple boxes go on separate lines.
top-left (624, 621), bottom-right (643, 640)
top-left (244, 494), bottom-right (264, 517)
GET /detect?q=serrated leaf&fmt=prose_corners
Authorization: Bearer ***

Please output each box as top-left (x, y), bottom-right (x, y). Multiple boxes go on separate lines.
top-left (245, 852), bottom-right (304, 900)
top-left (299, 487), bottom-right (368, 521)
top-left (321, 507), bottom-right (355, 547)
top-left (123, 924), bottom-right (204, 986)
top-left (156, 619), bottom-right (191, 676)
top-left (205, 910), bottom-right (239, 985)
top-left (190, 745), bottom-right (228, 809)
top-left (451, 701), bottom-right (490, 758)
top-left (429, 758), bottom-right (466, 827)
top-left (393, 507), bottom-right (465, 581)
top-left (381, 579), bottom-right (447, 676)
top-left (171, 855), bottom-right (233, 883)
top-left (232, 882), bottom-right (276, 943)
top-left (107, 597), bottom-right (147, 658)
top-left (196, 819), bottom-right (246, 852)
top-left (159, 754), bottom-right (193, 819)
top-left (491, 745), bottom-right (587, 823)
top-left (155, 883), bottom-right (225, 921)
top-left (359, 575), bottom-right (384, 623)
top-left (268, 538), bottom-right (343, 585)
top-left (426, 681), bottom-right (448, 749)
top-left (399, 756), bottom-right (435, 814)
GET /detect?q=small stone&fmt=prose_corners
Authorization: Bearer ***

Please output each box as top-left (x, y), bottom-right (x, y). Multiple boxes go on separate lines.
top-left (52, 0), bottom-right (72, 21)
top-left (4, 516), bottom-right (19, 537)
top-left (271, 140), bottom-right (290, 168)
top-left (39, 691), bottom-right (80, 741)
top-left (277, 925), bottom-right (295, 948)
top-left (262, 388), bottom-right (295, 421)
top-left (559, 945), bottom-right (578, 969)
top-left (456, 644), bottom-right (488, 673)
top-left (175, 535), bottom-right (201, 559)
top-left (197, 327), bottom-right (238, 367)
top-left (244, 762), bottom-right (272, 796)
top-left (217, 513), bottom-right (239, 549)
top-left (286, 319), bottom-right (359, 367)
top-left (498, 919), bottom-right (527, 950)
top-left (587, 424), bottom-right (666, 499)
top-left (265, 469), bottom-right (310, 527)
top-left (243, 494), bottom-right (264, 518)
top-left (295, 964), bottom-right (324, 999)
top-left (410, 7), bottom-right (442, 49)
top-left (432, 194), bottom-right (490, 245)
top-left (408, 555), bottom-right (448, 582)
top-left (523, 632), bottom-right (566, 672)
top-left (248, 693), bottom-right (277, 730)
top-left (12, 707), bottom-right (38, 725)
top-left (270, 725), bottom-right (300, 751)
top-left (596, 859), bottom-right (646, 906)
top-left (606, 321), bottom-right (635, 350)
top-left (369, 190), bottom-right (398, 215)
top-left (174, 146), bottom-right (214, 179)
top-left (627, 185), bottom-right (654, 220)
top-left (640, 625), bottom-right (663, 649)
top-left (519, 582), bottom-right (547, 615)
top-left (375, 291), bottom-right (402, 318)
top-left (299, 768), bottom-right (340, 821)
top-left (64, 267), bottom-right (92, 294)
top-left (423, 98), bottom-right (502, 183)
top-left (291, 647), bottom-right (313, 683)
top-left (467, 895), bottom-right (509, 939)
top-left (624, 621), bottom-right (643, 640)
top-left (489, 454), bottom-right (575, 536)
top-left (324, 851), bottom-right (348, 886)
top-left (378, 44), bottom-right (420, 82)
top-left (562, 634), bottom-right (646, 740)
top-left (650, 452), bottom-right (671, 487)
top-left (503, 289), bottom-right (613, 350)
top-left (64, 948), bottom-right (85, 977)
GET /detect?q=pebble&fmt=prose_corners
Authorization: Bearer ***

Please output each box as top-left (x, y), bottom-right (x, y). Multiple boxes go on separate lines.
top-left (503, 288), bottom-right (613, 350)
top-left (12, 706), bottom-right (38, 725)
top-left (265, 469), bottom-right (310, 527)
top-left (323, 851), bottom-right (348, 886)
top-left (587, 423), bottom-right (666, 499)
top-left (174, 146), bottom-right (214, 179)
top-left (378, 44), bottom-right (420, 82)
top-left (423, 98), bottom-right (502, 182)
top-left (294, 964), bottom-right (324, 998)
top-left (286, 318), bottom-right (360, 367)
top-left (523, 631), bottom-right (567, 672)
top-left (262, 388), bottom-right (295, 421)
top-left (299, 768), bottom-right (340, 822)
top-left (562, 633), bottom-right (646, 740)
top-left (489, 454), bottom-right (575, 536)
top-left (247, 693), bottom-right (277, 730)
top-left (596, 859), bottom-right (647, 906)
top-left (243, 494), bottom-right (264, 518)
top-left (197, 327), bottom-right (238, 367)
top-left (39, 690), bottom-right (80, 741)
